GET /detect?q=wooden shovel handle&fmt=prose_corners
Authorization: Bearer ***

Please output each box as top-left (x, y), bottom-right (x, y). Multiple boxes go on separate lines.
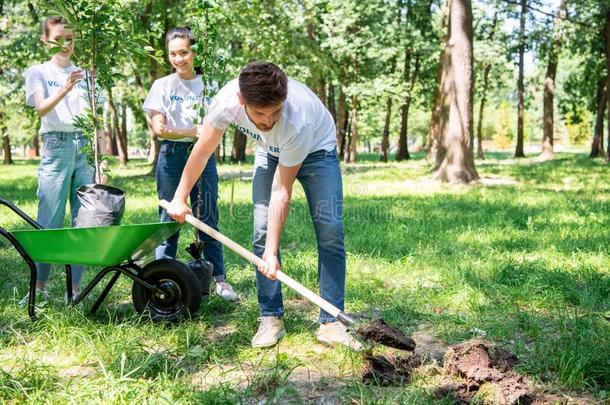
top-left (159, 200), bottom-right (343, 319)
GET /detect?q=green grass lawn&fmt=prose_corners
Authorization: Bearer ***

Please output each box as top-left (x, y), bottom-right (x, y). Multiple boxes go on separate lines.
top-left (0, 152), bottom-right (608, 403)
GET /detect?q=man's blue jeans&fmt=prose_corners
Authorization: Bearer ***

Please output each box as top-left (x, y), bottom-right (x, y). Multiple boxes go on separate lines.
top-left (155, 141), bottom-right (226, 280)
top-left (36, 131), bottom-right (93, 286)
top-left (252, 148), bottom-right (346, 323)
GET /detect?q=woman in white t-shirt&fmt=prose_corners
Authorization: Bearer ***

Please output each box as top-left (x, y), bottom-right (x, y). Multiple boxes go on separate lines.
top-left (143, 27), bottom-right (236, 301)
top-left (21, 16), bottom-right (93, 304)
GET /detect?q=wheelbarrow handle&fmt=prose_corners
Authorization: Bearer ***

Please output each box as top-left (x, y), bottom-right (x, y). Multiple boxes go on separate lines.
top-left (159, 199), bottom-right (355, 326)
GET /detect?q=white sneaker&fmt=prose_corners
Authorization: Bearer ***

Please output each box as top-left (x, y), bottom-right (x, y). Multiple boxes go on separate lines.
top-left (215, 281), bottom-right (238, 301)
top-left (251, 316), bottom-right (286, 348)
top-left (317, 321), bottom-right (363, 351)
top-left (64, 291), bottom-right (82, 304)
top-left (19, 289), bottom-right (50, 306)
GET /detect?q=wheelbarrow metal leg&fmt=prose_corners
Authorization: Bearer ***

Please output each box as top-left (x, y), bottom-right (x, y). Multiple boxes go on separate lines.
top-left (89, 270), bottom-right (121, 316)
top-left (27, 260), bottom-right (37, 321)
top-left (0, 198), bottom-right (43, 229)
top-left (65, 265), bottom-right (73, 304)
top-left (77, 266), bottom-right (119, 306)
top-left (0, 227), bottom-right (38, 321)
top-left (78, 264), bottom-right (160, 316)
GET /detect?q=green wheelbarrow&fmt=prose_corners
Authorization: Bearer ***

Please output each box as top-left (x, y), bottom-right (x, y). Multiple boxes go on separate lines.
top-left (0, 197), bottom-right (202, 321)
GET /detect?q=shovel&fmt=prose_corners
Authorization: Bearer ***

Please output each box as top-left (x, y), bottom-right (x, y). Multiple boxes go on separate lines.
top-left (159, 200), bottom-right (415, 351)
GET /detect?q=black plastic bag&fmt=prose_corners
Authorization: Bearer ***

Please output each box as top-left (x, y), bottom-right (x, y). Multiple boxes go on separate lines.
top-left (74, 184), bottom-right (125, 227)
top-left (186, 241), bottom-right (213, 297)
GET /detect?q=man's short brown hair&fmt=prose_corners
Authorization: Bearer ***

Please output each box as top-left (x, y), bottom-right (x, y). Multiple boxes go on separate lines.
top-left (238, 62), bottom-right (288, 107)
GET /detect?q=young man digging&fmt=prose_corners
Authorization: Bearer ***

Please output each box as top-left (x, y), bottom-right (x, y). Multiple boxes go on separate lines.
top-left (166, 61), bottom-right (361, 350)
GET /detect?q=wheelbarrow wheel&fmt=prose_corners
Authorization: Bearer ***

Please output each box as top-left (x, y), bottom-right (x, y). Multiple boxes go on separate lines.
top-left (132, 259), bottom-right (202, 322)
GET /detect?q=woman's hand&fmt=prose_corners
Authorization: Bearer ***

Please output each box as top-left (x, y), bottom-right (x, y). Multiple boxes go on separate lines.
top-left (32, 70), bottom-right (85, 117)
top-left (166, 198), bottom-right (192, 223)
top-left (62, 70), bottom-right (84, 92)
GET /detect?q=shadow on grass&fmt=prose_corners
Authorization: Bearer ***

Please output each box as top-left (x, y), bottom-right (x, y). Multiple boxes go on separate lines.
top-left (456, 261), bottom-right (610, 390)
top-left (0, 152), bottom-right (609, 396)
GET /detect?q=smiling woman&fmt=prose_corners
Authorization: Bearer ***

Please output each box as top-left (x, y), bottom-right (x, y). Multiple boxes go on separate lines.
top-left (21, 15), bottom-right (93, 301)
top-left (142, 26), bottom-right (238, 302)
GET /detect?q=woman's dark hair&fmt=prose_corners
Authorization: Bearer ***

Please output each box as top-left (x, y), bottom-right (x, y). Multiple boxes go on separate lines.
top-left (238, 62), bottom-right (288, 107)
top-left (42, 16), bottom-right (66, 38)
top-left (165, 27), bottom-right (202, 75)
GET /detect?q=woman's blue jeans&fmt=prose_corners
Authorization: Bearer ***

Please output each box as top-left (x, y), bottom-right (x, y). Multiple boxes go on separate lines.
top-left (155, 140), bottom-right (226, 280)
top-left (252, 148), bottom-right (346, 323)
top-left (36, 131), bottom-right (93, 286)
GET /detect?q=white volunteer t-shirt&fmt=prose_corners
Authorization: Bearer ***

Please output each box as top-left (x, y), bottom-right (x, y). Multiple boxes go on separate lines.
top-left (143, 73), bottom-right (216, 142)
top-left (204, 78), bottom-right (336, 167)
top-left (24, 62), bottom-right (88, 134)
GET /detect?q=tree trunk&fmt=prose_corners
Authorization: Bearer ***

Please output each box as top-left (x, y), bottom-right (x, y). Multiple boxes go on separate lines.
top-left (345, 109), bottom-right (353, 163)
top-left (432, 45), bottom-right (452, 168)
top-left (135, 61), bottom-right (161, 173)
top-left (475, 65), bottom-right (490, 160)
top-left (146, 115), bottom-right (160, 167)
top-left (336, 81), bottom-right (348, 160)
top-left (32, 133), bottom-right (40, 156)
top-left (340, 110), bottom-right (348, 161)
top-left (349, 105), bottom-right (358, 163)
top-left (433, 0), bottom-right (478, 183)
top-left (591, 77), bottom-right (607, 158)
top-left (328, 81), bottom-right (336, 123)
top-left (541, 62), bottom-right (556, 159)
top-left (515, 0), bottom-right (526, 158)
top-left (1, 116), bottom-right (12, 165)
top-left (2, 135), bottom-right (11, 165)
top-left (214, 145), bottom-right (221, 163)
top-left (231, 127), bottom-right (247, 163)
top-left (381, 97), bottom-right (392, 162)
top-left (475, 13), bottom-right (498, 160)
top-left (381, 56), bottom-right (397, 162)
top-left (103, 101), bottom-right (117, 155)
top-left (317, 77), bottom-right (327, 106)
top-left (427, 0), bottom-right (451, 161)
top-left (397, 52), bottom-right (420, 161)
top-left (541, 0), bottom-right (568, 160)
top-left (348, 58), bottom-right (359, 163)
top-left (118, 101), bottom-right (129, 166)
top-left (397, 97), bottom-right (412, 161)
top-left (108, 90), bottom-right (125, 162)
top-left (221, 133), bottom-right (226, 163)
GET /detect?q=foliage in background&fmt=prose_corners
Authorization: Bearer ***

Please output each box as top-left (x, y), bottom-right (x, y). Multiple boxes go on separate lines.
top-left (565, 107), bottom-right (593, 145)
top-left (44, 0), bottom-right (157, 181)
top-left (494, 100), bottom-right (514, 149)
top-left (0, 0), bottom-right (43, 155)
top-left (3, 0), bottom-right (610, 162)
top-left (187, 0), bottom-right (228, 121)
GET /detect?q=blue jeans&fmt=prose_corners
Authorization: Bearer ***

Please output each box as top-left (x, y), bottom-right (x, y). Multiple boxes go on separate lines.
top-left (252, 148), bottom-right (346, 323)
top-left (155, 141), bottom-right (226, 280)
top-left (37, 131), bottom-right (93, 286)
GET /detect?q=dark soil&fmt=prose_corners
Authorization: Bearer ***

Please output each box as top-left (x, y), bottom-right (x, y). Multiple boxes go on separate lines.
top-left (362, 354), bottom-right (422, 386)
top-left (439, 339), bottom-right (535, 405)
top-left (357, 319), bottom-right (416, 351)
top-left (444, 339), bottom-right (518, 382)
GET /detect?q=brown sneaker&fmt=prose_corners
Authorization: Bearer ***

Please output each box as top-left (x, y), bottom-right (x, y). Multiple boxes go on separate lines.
top-left (317, 321), bottom-right (363, 351)
top-left (251, 316), bottom-right (286, 348)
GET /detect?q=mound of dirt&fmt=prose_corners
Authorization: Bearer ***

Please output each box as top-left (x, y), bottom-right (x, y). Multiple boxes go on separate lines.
top-left (357, 319), bottom-right (416, 351)
top-left (362, 354), bottom-right (422, 386)
top-left (440, 339), bottom-right (535, 405)
top-left (444, 339), bottom-right (518, 382)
